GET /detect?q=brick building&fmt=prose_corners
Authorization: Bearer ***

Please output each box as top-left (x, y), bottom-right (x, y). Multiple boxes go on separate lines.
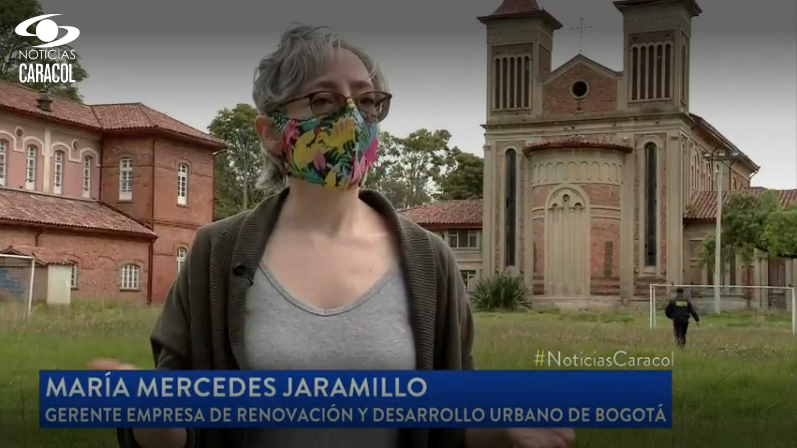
top-left (0, 80), bottom-right (225, 303)
top-left (400, 0), bottom-right (797, 308)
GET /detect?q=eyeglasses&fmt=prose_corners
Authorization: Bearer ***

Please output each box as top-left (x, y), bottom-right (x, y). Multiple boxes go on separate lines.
top-left (277, 91), bottom-right (392, 122)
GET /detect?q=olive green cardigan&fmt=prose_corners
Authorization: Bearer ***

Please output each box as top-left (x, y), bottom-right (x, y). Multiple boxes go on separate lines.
top-left (117, 188), bottom-right (475, 448)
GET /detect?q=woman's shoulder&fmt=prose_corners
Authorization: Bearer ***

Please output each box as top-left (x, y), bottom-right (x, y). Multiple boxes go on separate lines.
top-left (189, 209), bottom-right (254, 256)
top-left (197, 209), bottom-right (251, 240)
top-left (396, 215), bottom-right (457, 270)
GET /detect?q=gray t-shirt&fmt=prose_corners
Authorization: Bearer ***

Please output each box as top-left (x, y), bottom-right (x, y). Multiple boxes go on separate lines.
top-left (242, 260), bottom-right (416, 448)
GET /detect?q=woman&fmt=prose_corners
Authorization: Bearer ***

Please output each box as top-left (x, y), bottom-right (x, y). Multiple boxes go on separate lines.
top-left (92, 24), bottom-right (575, 448)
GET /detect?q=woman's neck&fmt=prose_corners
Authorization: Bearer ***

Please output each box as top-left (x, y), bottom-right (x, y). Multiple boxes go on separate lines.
top-left (279, 178), bottom-right (363, 237)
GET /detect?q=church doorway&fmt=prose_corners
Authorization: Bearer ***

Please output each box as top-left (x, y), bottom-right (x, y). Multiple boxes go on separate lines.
top-left (543, 186), bottom-right (591, 296)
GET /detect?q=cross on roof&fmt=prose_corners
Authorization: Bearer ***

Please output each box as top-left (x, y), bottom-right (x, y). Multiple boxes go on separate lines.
top-left (571, 18), bottom-right (591, 53)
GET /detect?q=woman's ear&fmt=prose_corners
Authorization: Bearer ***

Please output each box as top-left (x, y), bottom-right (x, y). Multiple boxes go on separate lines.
top-left (255, 115), bottom-right (281, 157)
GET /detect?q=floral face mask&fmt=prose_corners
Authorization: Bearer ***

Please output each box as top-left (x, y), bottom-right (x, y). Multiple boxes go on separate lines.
top-left (268, 102), bottom-right (380, 190)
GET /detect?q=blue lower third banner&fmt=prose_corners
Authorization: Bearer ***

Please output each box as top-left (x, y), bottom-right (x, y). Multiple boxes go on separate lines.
top-left (39, 370), bottom-right (672, 429)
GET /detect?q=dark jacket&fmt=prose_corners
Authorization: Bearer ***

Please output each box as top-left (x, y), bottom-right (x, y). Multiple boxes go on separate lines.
top-left (665, 295), bottom-right (700, 323)
top-left (117, 188), bottom-right (474, 448)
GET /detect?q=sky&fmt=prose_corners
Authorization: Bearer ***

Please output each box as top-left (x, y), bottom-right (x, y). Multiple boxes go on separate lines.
top-left (40, 0), bottom-right (797, 189)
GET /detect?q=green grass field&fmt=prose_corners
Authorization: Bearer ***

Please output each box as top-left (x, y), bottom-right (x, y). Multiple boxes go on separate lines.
top-left (1, 302), bottom-right (796, 447)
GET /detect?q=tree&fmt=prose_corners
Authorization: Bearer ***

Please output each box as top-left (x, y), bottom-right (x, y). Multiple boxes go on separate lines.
top-left (208, 104), bottom-right (265, 220)
top-left (364, 129), bottom-right (456, 209)
top-left (438, 148), bottom-right (483, 200)
top-left (700, 191), bottom-right (797, 271)
top-left (0, 0), bottom-right (89, 101)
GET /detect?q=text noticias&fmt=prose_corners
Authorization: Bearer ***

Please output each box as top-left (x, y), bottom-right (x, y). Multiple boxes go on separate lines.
top-left (45, 374), bottom-right (428, 399)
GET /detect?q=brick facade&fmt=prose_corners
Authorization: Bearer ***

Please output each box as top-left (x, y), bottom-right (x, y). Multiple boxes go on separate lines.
top-left (0, 224), bottom-right (151, 302)
top-left (0, 80), bottom-right (224, 304)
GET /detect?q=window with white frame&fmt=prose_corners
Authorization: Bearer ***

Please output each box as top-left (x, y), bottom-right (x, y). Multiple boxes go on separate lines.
top-left (70, 264), bottom-right (78, 289)
top-left (54, 150), bottom-right (64, 194)
top-left (0, 140), bottom-right (6, 187)
top-left (120, 264), bottom-right (140, 290)
top-left (82, 155), bottom-right (92, 198)
top-left (177, 247), bottom-right (187, 273)
top-left (459, 270), bottom-right (478, 291)
top-left (447, 230), bottom-right (480, 249)
top-left (25, 145), bottom-right (37, 190)
top-left (177, 163), bottom-right (188, 205)
top-left (119, 158), bottom-right (133, 200)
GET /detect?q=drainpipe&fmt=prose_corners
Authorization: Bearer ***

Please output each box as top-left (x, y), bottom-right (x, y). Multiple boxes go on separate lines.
top-left (98, 137), bottom-right (104, 200)
top-left (147, 139), bottom-right (156, 304)
top-left (748, 169), bottom-right (759, 187)
top-left (212, 149), bottom-right (226, 221)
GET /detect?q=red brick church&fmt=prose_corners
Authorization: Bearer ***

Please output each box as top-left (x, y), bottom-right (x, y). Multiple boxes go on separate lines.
top-left (0, 80), bottom-right (224, 303)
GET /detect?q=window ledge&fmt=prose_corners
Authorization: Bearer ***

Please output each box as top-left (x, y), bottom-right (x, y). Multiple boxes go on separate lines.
top-left (119, 288), bottom-right (140, 292)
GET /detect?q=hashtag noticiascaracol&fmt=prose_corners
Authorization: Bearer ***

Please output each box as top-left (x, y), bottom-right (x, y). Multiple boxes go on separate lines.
top-left (542, 350), bottom-right (674, 368)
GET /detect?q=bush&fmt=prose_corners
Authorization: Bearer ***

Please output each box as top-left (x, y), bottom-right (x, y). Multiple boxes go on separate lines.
top-left (470, 271), bottom-right (529, 311)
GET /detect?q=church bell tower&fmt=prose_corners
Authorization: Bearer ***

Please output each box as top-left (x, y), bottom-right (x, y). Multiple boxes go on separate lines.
top-left (614, 0), bottom-right (701, 112)
top-left (479, 0), bottom-right (562, 121)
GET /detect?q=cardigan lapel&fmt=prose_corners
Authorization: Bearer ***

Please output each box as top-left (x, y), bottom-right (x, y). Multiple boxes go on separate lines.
top-left (226, 189), bottom-right (290, 370)
top-left (359, 191), bottom-right (436, 448)
top-left (359, 191), bottom-right (437, 372)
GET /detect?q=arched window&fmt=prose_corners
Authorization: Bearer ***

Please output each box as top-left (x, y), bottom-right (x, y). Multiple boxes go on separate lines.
top-left (644, 142), bottom-right (657, 268)
top-left (119, 158), bottom-right (133, 200)
top-left (120, 264), bottom-right (140, 290)
top-left (25, 145), bottom-right (37, 190)
top-left (177, 163), bottom-right (189, 205)
top-left (0, 139), bottom-right (6, 187)
top-left (70, 264), bottom-right (79, 289)
top-left (177, 247), bottom-right (187, 273)
top-left (504, 149), bottom-right (517, 267)
top-left (54, 150), bottom-right (65, 195)
top-left (82, 155), bottom-right (93, 198)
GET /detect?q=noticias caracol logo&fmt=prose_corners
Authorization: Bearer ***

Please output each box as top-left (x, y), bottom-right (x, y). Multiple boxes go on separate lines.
top-left (14, 14), bottom-right (80, 84)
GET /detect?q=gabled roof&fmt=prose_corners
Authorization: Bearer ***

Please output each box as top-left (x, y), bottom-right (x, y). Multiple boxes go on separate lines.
top-left (0, 81), bottom-right (225, 149)
top-left (544, 54), bottom-right (622, 83)
top-left (685, 188), bottom-right (797, 219)
top-left (400, 200), bottom-right (483, 226)
top-left (0, 188), bottom-right (157, 238)
top-left (688, 113), bottom-right (758, 172)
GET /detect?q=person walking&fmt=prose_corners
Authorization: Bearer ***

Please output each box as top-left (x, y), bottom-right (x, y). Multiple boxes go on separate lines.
top-left (665, 287), bottom-right (700, 348)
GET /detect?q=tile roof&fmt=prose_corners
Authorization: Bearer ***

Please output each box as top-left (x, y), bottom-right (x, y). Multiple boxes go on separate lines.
top-left (686, 188), bottom-right (797, 219)
top-left (0, 245), bottom-right (75, 265)
top-left (397, 189), bottom-right (797, 225)
top-left (0, 188), bottom-right (156, 238)
top-left (0, 81), bottom-right (224, 148)
top-left (488, 0), bottom-right (540, 16)
top-left (477, 0), bottom-right (562, 28)
top-left (400, 199), bottom-right (484, 226)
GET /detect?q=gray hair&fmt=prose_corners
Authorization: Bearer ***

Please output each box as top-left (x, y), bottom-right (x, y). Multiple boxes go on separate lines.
top-left (252, 24), bottom-right (388, 192)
